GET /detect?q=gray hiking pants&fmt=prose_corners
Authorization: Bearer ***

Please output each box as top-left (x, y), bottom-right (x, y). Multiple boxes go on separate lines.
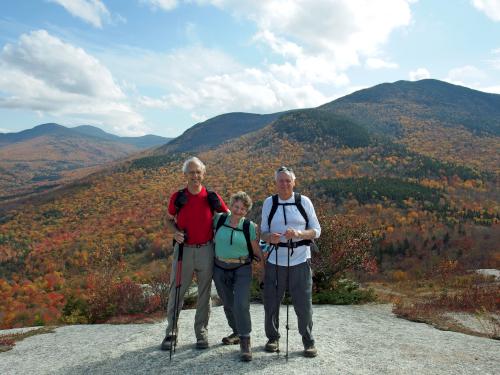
top-left (263, 260), bottom-right (314, 347)
top-left (213, 263), bottom-right (252, 337)
top-left (165, 242), bottom-right (214, 341)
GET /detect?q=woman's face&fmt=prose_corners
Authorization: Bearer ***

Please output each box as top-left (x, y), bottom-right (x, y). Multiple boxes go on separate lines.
top-left (230, 199), bottom-right (248, 218)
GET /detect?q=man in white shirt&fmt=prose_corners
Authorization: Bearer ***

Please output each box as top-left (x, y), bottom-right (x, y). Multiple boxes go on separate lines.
top-left (260, 166), bottom-right (321, 358)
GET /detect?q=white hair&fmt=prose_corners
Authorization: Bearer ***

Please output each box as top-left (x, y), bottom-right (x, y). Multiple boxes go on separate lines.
top-left (274, 166), bottom-right (296, 181)
top-left (182, 157), bottom-right (206, 173)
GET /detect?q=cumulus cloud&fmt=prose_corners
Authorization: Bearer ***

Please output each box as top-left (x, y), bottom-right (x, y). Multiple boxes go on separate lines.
top-left (206, 0), bottom-right (412, 67)
top-left (135, 0), bottom-right (413, 119)
top-left (0, 30), bottom-right (146, 135)
top-left (471, 0), bottom-right (500, 21)
top-left (136, 60), bottom-right (330, 114)
top-left (409, 68), bottom-right (430, 81)
top-left (49, 0), bottom-right (111, 28)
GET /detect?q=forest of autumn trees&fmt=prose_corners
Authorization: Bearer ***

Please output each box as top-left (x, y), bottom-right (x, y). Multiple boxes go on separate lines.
top-left (0, 109), bottom-right (499, 328)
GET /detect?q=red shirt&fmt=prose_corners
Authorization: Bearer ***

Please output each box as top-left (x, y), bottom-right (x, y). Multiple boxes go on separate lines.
top-left (168, 186), bottom-right (228, 245)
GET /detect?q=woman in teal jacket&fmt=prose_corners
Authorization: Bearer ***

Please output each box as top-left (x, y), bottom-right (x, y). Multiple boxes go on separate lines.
top-left (213, 191), bottom-right (262, 362)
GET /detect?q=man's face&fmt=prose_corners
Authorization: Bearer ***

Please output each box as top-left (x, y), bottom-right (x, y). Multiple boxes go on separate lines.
top-left (276, 172), bottom-right (295, 198)
top-left (185, 162), bottom-right (205, 186)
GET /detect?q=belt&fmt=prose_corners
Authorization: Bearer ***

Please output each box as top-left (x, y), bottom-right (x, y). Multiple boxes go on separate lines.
top-left (184, 241), bottom-right (212, 248)
top-left (277, 239), bottom-right (311, 248)
top-left (215, 256), bottom-right (250, 264)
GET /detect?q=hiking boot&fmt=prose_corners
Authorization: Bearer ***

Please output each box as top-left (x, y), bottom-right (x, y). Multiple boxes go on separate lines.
top-left (160, 335), bottom-right (175, 351)
top-left (222, 332), bottom-right (240, 345)
top-left (196, 338), bottom-right (209, 349)
top-left (265, 339), bottom-right (279, 352)
top-left (304, 344), bottom-right (318, 358)
top-left (239, 336), bottom-right (252, 362)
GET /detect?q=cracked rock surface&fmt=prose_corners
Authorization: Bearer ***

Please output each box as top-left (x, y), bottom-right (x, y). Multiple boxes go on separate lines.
top-left (1, 304), bottom-right (499, 375)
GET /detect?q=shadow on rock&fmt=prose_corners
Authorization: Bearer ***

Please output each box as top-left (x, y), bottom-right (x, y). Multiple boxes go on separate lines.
top-left (53, 343), bottom-right (283, 375)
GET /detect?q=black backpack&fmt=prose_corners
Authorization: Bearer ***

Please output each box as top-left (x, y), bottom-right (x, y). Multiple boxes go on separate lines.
top-left (267, 193), bottom-right (309, 229)
top-left (174, 188), bottom-right (222, 214)
top-left (267, 193), bottom-right (314, 253)
top-left (215, 213), bottom-right (256, 261)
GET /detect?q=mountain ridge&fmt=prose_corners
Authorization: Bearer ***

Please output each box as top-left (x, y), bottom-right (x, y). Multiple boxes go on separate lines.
top-left (0, 123), bottom-right (171, 148)
top-left (0, 124), bottom-right (170, 200)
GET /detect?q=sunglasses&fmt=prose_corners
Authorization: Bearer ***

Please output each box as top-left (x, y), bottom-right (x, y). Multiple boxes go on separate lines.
top-left (277, 166), bottom-right (293, 173)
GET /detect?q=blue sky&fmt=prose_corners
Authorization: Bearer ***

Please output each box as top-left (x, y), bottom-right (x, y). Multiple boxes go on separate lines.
top-left (1, 0), bottom-right (500, 137)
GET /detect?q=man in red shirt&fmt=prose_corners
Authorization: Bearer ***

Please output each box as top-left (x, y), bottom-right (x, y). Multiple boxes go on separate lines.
top-left (161, 157), bottom-right (228, 351)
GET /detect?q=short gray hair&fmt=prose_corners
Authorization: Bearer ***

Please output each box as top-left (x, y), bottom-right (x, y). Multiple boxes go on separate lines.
top-left (274, 166), bottom-right (296, 181)
top-left (230, 191), bottom-right (253, 211)
top-left (182, 157), bottom-right (206, 174)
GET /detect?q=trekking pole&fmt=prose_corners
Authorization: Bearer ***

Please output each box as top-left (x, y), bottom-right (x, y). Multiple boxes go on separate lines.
top-left (285, 239), bottom-right (292, 361)
top-left (169, 232), bottom-right (185, 361)
top-left (274, 243), bottom-right (280, 356)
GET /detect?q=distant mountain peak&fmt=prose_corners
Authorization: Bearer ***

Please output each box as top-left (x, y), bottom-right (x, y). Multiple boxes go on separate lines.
top-left (321, 78), bottom-right (500, 136)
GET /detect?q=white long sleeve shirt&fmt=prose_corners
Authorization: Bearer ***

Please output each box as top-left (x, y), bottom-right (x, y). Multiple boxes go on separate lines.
top-left (260, 192), bottom-right (321, 266)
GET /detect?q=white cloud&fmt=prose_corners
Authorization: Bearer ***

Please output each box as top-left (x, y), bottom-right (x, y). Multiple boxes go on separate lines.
top-left (0, 30), bottom-right (146, 136)
top-left (0, 127), bottom-right (13, 133)
top-left (471, 0), bottom-right (500, 21)
top-left (130, 0), bottom-right (413, 120)
top-left (49, 0), bottom-right (111, 28)
top-left (104, 45), bottom-right (331, 114)
top-left (161, 66), bottom-right (330, 113)
top-left (445, 65), bottom-right (487, 86)
top-left (365, 58), bottom-right (399, 70)
top-left (409, 68), bottom-right (430, 81)
top-left (479, 84), bottom-right (500, 94)
top-left (206, 0), bottom-right (412, 67)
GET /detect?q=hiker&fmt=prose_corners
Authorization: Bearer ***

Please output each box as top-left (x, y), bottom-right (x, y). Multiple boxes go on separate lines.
top-left (212, 191), bottom-right (263, 362)
top-left (161, 157), bottom-right (229, 351)
top-left (260, 166), bottom-right (321, 358)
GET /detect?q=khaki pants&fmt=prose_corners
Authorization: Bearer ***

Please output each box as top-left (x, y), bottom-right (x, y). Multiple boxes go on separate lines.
top-left (165, 242), bottom-right (214, 341)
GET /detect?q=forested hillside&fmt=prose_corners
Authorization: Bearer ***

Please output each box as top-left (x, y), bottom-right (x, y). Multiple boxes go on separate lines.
top-left (0, 80), bottom-right (498, 329)
top-left (0, 124), bottom-right (170, 201)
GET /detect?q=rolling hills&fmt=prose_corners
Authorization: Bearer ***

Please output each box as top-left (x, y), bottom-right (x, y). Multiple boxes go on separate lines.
top-left (0, 124), bottom-right (171, 200)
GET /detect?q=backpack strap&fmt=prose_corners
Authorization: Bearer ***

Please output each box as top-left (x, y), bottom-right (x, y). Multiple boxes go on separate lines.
top-left (207, 189), bottom-right (222, 212)
top-left (294, 193), bottom-right (309, 229)
top-left (267, 193), bottom-right (309, 228)
top-left (215, 213), bottom-right (228, 233)
top-left (267, 194), bottom-right (279, 228)
top-left (175, 188), bottom-right (222, 214)
top-left (242, 218), bottom-right (256, 261)
top-left (174, 188), bottom-right (188, 214)
top-left (215, 214), bottom-right (256, 262)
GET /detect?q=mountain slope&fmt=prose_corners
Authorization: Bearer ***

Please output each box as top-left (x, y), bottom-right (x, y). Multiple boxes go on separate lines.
top-left (320, 79), bottom-right (500, 136)
top-left (0, 123), bottom-right (72, 146)
top-left (319, 79), bottom-right (500, 173)
top-left (0, 79), bottom-right (498, 329)
top-left (156, 111), bottom-right (286, 153)
top-left (0, 123), bottom-right (170, 200)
